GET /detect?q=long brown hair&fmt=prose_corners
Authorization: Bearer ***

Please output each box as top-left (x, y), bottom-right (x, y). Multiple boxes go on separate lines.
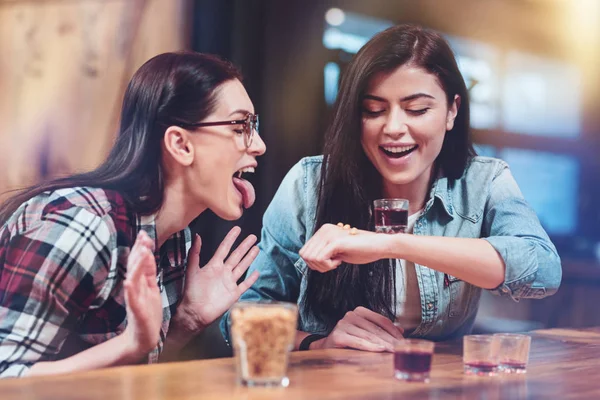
top-left (0, 52), bottom-right (242, 225)
top-left (303, 24), bottom-right (475, 330)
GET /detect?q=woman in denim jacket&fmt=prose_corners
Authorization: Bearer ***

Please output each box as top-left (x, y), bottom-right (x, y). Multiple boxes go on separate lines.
top-left (222, 24), bottom-right (561, 352)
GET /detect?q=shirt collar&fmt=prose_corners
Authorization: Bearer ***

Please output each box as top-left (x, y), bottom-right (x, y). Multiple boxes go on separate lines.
top-left (136, 213), bottom-right (190, 269)
top-left (425, 170), bottom-right (455, 219)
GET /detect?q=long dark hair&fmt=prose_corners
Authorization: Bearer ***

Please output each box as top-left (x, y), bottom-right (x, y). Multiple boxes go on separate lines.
top-left (304, 25), bottom-right (475, 330)
top-left (0, 51), bottom-right (242, 225)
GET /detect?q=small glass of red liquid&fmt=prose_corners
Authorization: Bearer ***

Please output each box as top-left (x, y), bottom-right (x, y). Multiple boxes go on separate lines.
top-left (493, 333), bottom-right (531, 374)
top-left (463, 335), bottom-right (500, 376)
top-left (394, 339), bottom-right (435, 382)
top-left (374, 199), bottom-right (409, 234)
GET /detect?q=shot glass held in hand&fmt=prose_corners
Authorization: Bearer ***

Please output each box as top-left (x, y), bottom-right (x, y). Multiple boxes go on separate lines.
top-left (373, 199), bottom-right (409, 234)
top-left (493, 333), bottom-right (532, 374)
top-left (230, 301), bottom-right (298, 387)
top-left (394, 339), bottom-right (435, 382)
top-left (463, 335), bottom-right (499, 376)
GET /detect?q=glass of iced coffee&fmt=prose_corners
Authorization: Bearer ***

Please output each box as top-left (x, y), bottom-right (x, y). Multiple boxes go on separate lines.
top-left (229, 301), bottom-right (298, 387)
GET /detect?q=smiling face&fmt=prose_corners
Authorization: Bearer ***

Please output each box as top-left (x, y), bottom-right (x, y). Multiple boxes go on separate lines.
top-left (184, 79), bottom-right (266, 220)
top-left (360, 64), bottom-right (459, 201)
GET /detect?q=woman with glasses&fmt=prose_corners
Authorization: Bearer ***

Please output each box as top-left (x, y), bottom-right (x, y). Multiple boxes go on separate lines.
top-left (221, 24), bottom-right (561, 352)
top-left (0, 51), bottom-right (265, 377)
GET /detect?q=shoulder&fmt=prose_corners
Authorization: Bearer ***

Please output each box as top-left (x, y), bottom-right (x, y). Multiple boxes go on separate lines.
top-left (453, 156), bottom-right (511, 195)
top-left (443, 157), bottom-right (511, 221)
top-left (296, 155), bottom-right (324, 180)
top-left (461, 156), bottom-right (509, 183)
top-left (6, 187), bottom-right (130, 237)
top-left (43, 187), bottom-right (127, 216)
top-left (299, 155), bottom-right (324, 167)
top-left (265, 156), bottom-right (323, 231)
top-left (0, 188), bottom-right (128, 278)
top-left (278, 155), bottom-right (323, 193)
top-left (446, 156), bottom-right (509, 198)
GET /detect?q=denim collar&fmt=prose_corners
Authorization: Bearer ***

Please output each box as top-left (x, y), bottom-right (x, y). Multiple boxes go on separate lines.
top-left (426, 173), bottom-right (454, 219)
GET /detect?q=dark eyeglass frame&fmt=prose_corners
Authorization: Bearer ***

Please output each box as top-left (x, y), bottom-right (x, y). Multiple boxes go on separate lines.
top-left (186, 113), bottom-right (259, 148)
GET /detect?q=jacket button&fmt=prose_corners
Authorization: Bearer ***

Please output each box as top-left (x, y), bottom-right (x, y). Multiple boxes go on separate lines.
top-left (427, 303), bottom-right (433, 310)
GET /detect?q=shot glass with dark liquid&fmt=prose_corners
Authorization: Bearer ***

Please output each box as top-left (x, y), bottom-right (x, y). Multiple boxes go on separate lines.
top-left (493, 333), bottom-right (531, 374)
top-left (394, 339), bottom-right (435, 382)
top-left (463, 335), bottom-right (500, 376)
top-left (374, 199), bottom-right (409, 234)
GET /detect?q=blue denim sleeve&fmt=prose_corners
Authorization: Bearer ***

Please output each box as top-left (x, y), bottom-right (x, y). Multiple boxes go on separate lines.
top-left (482, 163), bottom-right (562, 301)
top-left (220, 160), bottom-right (308, 344)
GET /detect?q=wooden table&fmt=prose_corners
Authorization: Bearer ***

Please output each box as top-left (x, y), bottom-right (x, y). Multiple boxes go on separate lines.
top-left (1, 327), bottom-right (599, 399)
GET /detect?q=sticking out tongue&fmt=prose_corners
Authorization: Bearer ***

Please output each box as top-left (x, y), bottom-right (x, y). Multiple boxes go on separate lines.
top-left (232, 177), bottom-right (256, 209)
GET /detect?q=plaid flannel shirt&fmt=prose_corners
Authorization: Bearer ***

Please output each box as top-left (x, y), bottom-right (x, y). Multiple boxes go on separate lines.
top-left (0, 187), bottom-right (191, 378)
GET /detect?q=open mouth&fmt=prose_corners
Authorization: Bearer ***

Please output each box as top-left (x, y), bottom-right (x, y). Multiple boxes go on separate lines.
top-left (234, 167), bottom-right (255, 180)
top-left (232, 167), bottom-right (256, 209)
top-left (379, 144), bottom-right (418, 159)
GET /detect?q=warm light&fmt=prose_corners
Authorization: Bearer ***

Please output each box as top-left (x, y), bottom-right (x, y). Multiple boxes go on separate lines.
top-left (565, 0), bottom-right (600, 61)
top-left (325, 8), bottom-right (345, 26)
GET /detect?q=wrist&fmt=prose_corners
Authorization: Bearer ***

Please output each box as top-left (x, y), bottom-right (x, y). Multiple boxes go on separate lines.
top-left (176, 301), bottom-right (207, 331)
top-left (116, 331), bottom-right (149, 364)
top-left (383, 232), bottom-right (406, 259)
top-left (170, 302), bottom-right (207, 344)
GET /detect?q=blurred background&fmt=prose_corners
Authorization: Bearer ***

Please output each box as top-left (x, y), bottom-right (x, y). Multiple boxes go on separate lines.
top-left (1, 0), bottom-right (599, 357)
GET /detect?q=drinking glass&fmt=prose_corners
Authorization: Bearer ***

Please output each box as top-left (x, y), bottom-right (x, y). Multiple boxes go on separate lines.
top-left (493, 333), bottom-right (531, 374)
top-left (373, 198), bottom-right (409, 233)
top-left (230, 301), bottom-right (298, 387)
top-left (463, 335), bottom-right (500, 376)
top-left (394, 339), bottom-right (435, 382)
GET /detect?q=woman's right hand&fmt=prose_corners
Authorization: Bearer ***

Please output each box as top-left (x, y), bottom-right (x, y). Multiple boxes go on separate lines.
top-left (122, 231), bottom-right (163, 358)
top-left (312, 307), bottom-right (404, 352)
top-left (300, 224), bottom-right (396, 273)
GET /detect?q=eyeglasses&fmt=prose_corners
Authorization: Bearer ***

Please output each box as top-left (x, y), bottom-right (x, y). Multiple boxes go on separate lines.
top-left (186, 113), bottom-right (259, 148)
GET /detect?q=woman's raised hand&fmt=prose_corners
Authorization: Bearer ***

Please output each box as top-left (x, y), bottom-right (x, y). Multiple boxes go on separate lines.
top-left (123, 231), bottom-right (163, 356)
top-left (177, 226), bottom-right (260, 330)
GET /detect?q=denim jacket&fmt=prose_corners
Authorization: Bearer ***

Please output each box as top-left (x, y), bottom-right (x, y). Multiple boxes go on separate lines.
top-left (221, 156), bottom-right (562, 343)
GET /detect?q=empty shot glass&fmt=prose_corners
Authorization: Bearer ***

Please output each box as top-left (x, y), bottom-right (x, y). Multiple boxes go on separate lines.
top-left (394, 339), bottom-right (435, 382)
top-left (493, 333), bottom-right (532, 374)
top-left (463, 335), bottom-right (500, 376)
top-left (373, 199), bottom-right (409, 234)
top-left (230, 301), bottom-right (298, 387)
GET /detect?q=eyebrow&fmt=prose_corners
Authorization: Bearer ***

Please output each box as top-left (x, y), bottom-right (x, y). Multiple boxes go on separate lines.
top-left (228, 109), bottom-right (252, 118)
top-left (363, 93), bottom-right (435, 102)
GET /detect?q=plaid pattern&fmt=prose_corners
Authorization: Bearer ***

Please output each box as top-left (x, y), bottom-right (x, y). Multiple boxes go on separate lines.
top-left (0, 187), bottom-right (191, 378)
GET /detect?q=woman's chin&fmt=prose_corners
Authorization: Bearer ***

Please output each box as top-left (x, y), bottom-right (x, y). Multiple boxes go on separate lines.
top-left (380, 170), bottom-right (416, 186)
top-left (212, 203), bottom-right (244, 221)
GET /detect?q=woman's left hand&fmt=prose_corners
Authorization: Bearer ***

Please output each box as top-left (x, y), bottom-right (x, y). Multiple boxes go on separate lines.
top-left (299, 223), bottom-right (395, 272)
top-left (175, 227), bottom-right (260, 333)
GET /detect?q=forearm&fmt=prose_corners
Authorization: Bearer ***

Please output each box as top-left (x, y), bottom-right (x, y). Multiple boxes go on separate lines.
top-left (159, 309), bottom-right (205, 362)
top-left (386, 234), bottom-right (505, 289)
top-left (27, 333), bottom-right (144, 377)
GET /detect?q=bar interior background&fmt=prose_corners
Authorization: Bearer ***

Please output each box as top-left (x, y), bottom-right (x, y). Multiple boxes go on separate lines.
top-left (0, 0), bottom-right (598, 358)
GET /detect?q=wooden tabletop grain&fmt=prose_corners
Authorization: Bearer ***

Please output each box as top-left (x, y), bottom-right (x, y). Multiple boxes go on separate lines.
top-left (1, 327), bottom-right (599, 400)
